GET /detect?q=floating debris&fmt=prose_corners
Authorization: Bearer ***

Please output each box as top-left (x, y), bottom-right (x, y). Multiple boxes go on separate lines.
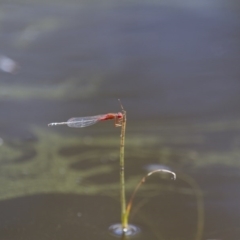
top-left (0, 55), bottom-right (18, 73)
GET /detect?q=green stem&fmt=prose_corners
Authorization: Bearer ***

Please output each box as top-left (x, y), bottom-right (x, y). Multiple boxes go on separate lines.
top-left (125, 169), bottom-right (176, 222)
top-left (120, 108), bottom-right (127, 230)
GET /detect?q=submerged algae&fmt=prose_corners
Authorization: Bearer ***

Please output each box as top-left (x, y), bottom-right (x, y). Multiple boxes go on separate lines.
top-left (1, 118), bottom-right (240, 201)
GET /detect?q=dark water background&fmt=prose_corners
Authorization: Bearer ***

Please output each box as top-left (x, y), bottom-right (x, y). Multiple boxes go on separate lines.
top-left (0, 1), bottom-right (240, 239)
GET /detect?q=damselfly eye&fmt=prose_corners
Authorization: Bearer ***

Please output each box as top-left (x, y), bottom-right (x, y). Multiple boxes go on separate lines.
top-left (118, 112), bottom-right (123, 119)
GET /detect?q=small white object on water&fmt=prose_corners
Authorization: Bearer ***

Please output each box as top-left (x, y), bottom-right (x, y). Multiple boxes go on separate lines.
top-left (0, 55), bottom-right (18, 73)
top-left (143, 163), bottom-right (172, 172)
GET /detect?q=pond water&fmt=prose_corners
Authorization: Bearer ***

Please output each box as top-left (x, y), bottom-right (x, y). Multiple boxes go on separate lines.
top-left (0, 1), bottom-right (240, 239)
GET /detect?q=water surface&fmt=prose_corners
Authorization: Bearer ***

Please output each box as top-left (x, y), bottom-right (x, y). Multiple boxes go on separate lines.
top-left (0, 1), bottom-right (240, 239)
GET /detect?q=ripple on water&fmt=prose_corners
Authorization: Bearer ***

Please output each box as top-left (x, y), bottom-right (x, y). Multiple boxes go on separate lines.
top-left (109, 223), bottom-right (141, 237)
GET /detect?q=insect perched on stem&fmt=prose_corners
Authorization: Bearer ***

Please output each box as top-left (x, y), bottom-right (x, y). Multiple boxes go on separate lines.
top-left (48, 100), bottom-right (130, 236)
top-left (48, 112), bottom-right (123, 128)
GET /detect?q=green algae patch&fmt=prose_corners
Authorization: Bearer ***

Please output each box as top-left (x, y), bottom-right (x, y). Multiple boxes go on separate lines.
top-left (1, 120), bottom-right (240, 201)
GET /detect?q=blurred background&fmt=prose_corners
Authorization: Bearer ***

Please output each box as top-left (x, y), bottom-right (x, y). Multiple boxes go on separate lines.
top-left (0, 0), bottom-right (240, 239)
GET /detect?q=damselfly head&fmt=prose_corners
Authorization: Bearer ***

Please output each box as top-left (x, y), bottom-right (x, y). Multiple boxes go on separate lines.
top-left (117, 112), bottom-right (123, 119)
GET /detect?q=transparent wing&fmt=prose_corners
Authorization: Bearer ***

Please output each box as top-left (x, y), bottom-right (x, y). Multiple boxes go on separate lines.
top-left (48, 114), bottom-right (106, 128)
top-left (67, 115), bottom-right (103, 128)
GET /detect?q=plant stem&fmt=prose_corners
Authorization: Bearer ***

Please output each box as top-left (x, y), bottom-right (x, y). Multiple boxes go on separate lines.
top-left (125, 169), bottom-right (176, 222)
top-left (119, 107), bottom-right (127, 230)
